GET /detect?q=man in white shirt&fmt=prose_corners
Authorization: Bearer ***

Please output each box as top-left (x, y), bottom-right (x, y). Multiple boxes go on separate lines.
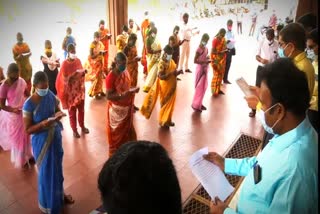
top-left (236, 8), bottom-right (243, 35)
top-left (178, 13), bottom-right (199, 74)
top-left (249, 28), bottom-right (279, 117)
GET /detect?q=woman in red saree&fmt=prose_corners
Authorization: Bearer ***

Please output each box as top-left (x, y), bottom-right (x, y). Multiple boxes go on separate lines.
top-left (86, 31), bottom-right (105, 99)
top-left (56, 44), bottom-right (89, 138)
top-left (211, 28), bottom-right (227, 96)
top-left (105, 52), bottom-right (139, 156)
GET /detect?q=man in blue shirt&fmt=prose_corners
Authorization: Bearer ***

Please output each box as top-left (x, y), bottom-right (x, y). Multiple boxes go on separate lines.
top-left (224, 19), bottom-right (235, 84)
top-left (204, 58), bottom-right (318, 214)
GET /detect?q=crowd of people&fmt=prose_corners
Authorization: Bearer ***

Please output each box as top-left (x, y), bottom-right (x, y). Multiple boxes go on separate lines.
top-left (0, 5), bottom-right (318, 214)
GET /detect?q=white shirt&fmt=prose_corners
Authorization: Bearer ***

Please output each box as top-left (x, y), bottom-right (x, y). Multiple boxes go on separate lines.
top-left (256, 38), bottom-right (279, 66)
top-left (42, 52), bottom-right (59, 71)
top-left (180, 22), bottom-right (195, 41)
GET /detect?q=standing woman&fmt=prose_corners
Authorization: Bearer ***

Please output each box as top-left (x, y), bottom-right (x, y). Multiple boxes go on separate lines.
top-left (143, 27), bottom-right (162, 92)
top-left (86, 31), bottom-right (105, 99)
top-left (12, 32), bottom-right (33, 92)
top-left (123, 33), bottom-right (141, 110)
top-left (23, 71), bottom-right (74, 214)
top-left (98, 20), bottom-right (111, 73)
top-left (141, 45), bottom-right (183, 128)
top-left (171, 26), bottom-right (186, 66)
top-left (56, 44), bottom-right (89, 138)
top-left (41, 40), bottom-right (60, 95)
top-left (211, 28), bottom-right (227, 96)
top-left (0, 63), bottom-right (32, 168)
top-left (191, 34), bottom-right (210, 112)
top-left (105, 52), bottom-right (139, 156)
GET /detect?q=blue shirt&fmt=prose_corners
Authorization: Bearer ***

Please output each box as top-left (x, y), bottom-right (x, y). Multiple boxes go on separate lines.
top-left (226, 30), bottom-right (235, 49)
top-left (224, 118), bottom-right (318, 214)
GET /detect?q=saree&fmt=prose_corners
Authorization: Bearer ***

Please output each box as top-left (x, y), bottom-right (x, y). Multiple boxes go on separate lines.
top-left (143, 37), bottom-right (161, 92)
top-left (23, 91), bottom-right (64, 214)
top-left (99, 28), bottom-right (110, 72)
top-left (211, 37), bottom-right (227, 95)
top-left (0, 78), bottom-right (31, 167)
top-left (85, 41), bottom-right (105, 97)
top-left (141, 59), bottom-right (177, 126)
top-left (124, 45), bottom-right (138, 87)
top-left (56, 58), bottom-right (85, 110)
top-left (192, 46), bottom-right (209, 110)
top-left (116, 34), bottom-right (128, 52)
top-left (106, 71), bottom-right (136, 156)
top-left (141, 19), bottom-right (150, 74)
top-left (12, 42), bottom-right (32, 91)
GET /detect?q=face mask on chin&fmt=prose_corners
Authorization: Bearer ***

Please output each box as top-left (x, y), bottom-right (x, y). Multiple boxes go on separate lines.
top-left (69, 53), bottom-right (76, 59)
top-left (118, 64), bottom-right (126, 72)
top-left (257, 103), bottom-right (281, 135)
top-left (166, 54), bottom-right (172, 61)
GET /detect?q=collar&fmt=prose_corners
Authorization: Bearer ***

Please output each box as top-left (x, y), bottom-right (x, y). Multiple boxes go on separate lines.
top-left (293, 52), bottom-right (307, 63)
top-left (268, 117), bottom-right (311, 152)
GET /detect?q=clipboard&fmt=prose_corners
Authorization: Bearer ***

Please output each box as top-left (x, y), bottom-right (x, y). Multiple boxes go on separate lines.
top-left (236, 77), bottom-right (253, 96)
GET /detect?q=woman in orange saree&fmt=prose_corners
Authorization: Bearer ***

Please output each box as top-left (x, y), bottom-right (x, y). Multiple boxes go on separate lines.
top-left (86, 31), bottom-right (105, 99)
top-left (12, 32), bottom-right (32, 92)
top-left (140, 11), bottom-right (150, 75)
top-left (210, 28), bottom-right (228, 96)
top-left (140, 45), bottom-right (183, 128)
top-left (98, 20), bottom-right (111, 73)
top-left (105, 52), bottom-right (139, 156)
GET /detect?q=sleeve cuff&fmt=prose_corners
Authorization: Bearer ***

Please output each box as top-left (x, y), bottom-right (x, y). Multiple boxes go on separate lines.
top-left (224, 158), bottom-right (239, 175)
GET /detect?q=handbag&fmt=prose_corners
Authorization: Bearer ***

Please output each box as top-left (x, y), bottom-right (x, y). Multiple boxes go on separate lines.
top-left (230, 48), bottom-right (236, 56)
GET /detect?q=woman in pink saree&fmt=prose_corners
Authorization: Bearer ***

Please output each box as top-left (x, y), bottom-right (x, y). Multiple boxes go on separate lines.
top-left (0, 63), bottom-right (32, 168)
top-left (191, 34), bottom-right (210, 112)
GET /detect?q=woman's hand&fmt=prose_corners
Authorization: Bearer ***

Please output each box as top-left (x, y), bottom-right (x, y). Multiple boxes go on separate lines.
top-left (203, 152), bottom-right (225, 171)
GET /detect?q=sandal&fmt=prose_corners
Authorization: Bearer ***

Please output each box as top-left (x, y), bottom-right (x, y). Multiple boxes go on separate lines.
top-left (201, 105), bottom-right (207, 110)
top-left (249, 110), bottom-right (256, 117)
top-left (192, 106), bottom-right (202, 112)
top-left (82, 127), bottom-right (90, 134)
top-left (64, 194), bottom-right (75, 204)
top-left (73, 131), bottom-right (80, 138)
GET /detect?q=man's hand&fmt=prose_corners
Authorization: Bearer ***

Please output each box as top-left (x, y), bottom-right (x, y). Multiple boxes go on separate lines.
top-left (203, 152), bottom-right (224, 171)
top-left (210, 197), bottom-right (228, 214)
top-left (244, 94), bottom-right (259, 109)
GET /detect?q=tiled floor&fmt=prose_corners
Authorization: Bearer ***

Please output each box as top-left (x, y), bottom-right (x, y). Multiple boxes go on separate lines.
top-left (0, 34), bottom-right (264, 213)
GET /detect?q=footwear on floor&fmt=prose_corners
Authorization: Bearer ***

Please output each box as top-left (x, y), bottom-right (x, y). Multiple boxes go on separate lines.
top-left (218, 90), bottom-right (225, 95)
top-left (73, 131), bottom-right (80, 138)
top-left (224, 80), bottom-right (231, 84)
top-left (185, 69), bottom-right (192, 73)
top-left (249, 110), bottom-right (256, 117)
top-left (201, 105), bottom-right (207, 110)
top-left (192, 106), bottom-right (202, 112)
top-left (82, 127), bottom-right (90, 134)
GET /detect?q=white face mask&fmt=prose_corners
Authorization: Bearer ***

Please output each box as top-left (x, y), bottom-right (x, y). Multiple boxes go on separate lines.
top-left (69, 53), bottom-right (77, 59)
top-left (166, 54), bottom-right (172, 61)
top-left (151, 33), bottom-right (156, 38)
top-left (257, 103), bottom-right (281, 134)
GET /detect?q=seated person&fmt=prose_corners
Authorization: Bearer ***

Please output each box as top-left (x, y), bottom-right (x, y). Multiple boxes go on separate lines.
top-left (205, 58), bottom-right (318, 213)
top-left (98, 141), bottom-right (182, 214)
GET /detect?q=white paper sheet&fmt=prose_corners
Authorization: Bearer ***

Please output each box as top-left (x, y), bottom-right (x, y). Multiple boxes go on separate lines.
top-left (189, 147), bottom-right (234, 201)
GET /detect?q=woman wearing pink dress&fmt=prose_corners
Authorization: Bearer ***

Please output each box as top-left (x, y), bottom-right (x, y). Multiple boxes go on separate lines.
top-left (0, 63), bottom-right (33, 168)
top-left (191, 33), bottom-right (210, 112)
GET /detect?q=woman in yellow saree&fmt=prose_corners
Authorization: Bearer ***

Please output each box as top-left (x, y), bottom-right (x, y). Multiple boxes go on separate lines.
top-left (210, 28), bottom-right (228, 96)
top-left (105, 52), bottom-right (139, 156)
top-left (86, 31), bottom-right (105, 99)
top-left (141, 45), bottom-right (183, 128)
top-left (143, 27), bottom-right (162, 92)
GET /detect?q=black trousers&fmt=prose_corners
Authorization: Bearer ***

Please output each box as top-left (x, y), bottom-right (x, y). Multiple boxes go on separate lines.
top-left (223, 51), bottom-right (233, 81)
top-left (308, 109), bottom-right (319, 133)
top-left (255, 65), bottom-right (264, 87)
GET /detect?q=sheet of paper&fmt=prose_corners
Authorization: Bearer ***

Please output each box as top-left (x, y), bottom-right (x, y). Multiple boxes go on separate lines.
top-left (236, 77), bottom-right (253, 96)
top-left (189, 147), bottom-right (234, 201)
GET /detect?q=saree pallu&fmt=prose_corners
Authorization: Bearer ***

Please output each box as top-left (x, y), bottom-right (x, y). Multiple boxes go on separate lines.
top-left (141, 59), bottom-right (177, 126)
top-left (116, 34), bottom-right (128, 52)
top-left (106, 71), bottom-right (136, 156)
top-left (211, 37), bottom-right (227, 95)
top-left (23, 91), bottom-right (64, 214)
top-left (0, 78), bottom-right (31, 167)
